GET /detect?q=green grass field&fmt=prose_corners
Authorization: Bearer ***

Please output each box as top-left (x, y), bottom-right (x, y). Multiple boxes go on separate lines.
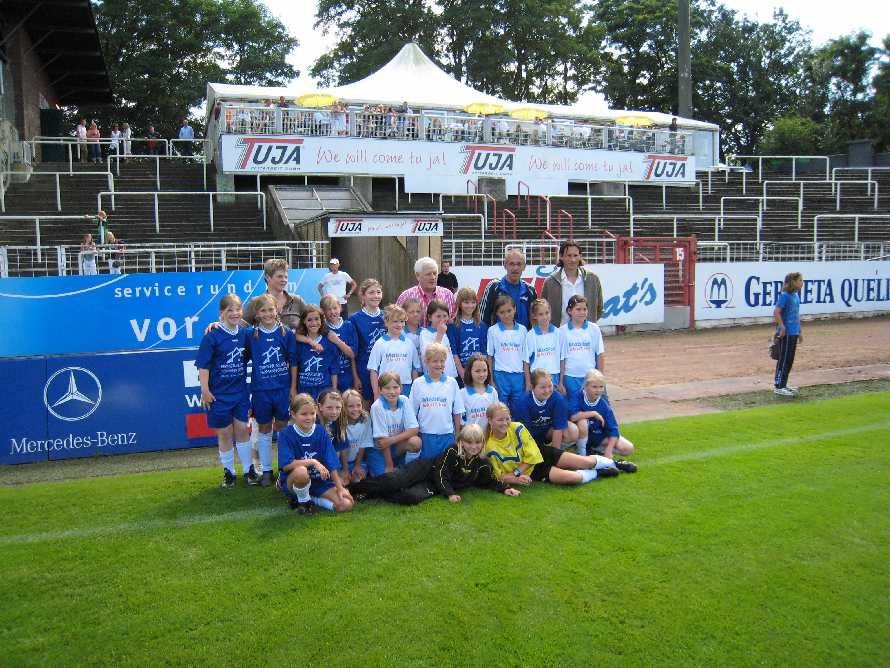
top-left (2, 392), bottom-right (889, 667)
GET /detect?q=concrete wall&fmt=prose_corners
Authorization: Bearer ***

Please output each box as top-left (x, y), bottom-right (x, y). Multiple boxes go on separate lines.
top-left (7, 30), bottom-right (58, 140)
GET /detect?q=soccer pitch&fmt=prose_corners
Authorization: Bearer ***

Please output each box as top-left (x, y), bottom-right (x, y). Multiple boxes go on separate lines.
top-left (1, 392), bottom-right (888, 667)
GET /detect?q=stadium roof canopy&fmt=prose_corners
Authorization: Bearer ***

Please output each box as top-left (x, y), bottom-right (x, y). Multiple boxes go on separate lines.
top-left (2, 0), bottom-right (113, 105)
top-left (206, 43), bottom-right (718, 131)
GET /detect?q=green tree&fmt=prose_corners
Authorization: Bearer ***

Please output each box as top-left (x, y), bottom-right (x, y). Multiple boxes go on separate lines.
top-left (71, 0), bottom-right (298, 138)
top-left (866, 35), bottom-right (890, 150)
top-left (759, 115), bottom-right (824, 155)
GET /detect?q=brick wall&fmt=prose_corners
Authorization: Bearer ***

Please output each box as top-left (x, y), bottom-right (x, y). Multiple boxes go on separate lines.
top-left (7, 28), bottom-right (59, 140)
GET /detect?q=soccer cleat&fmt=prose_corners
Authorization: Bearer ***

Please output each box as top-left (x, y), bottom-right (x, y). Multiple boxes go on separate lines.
top-left (244, 465), bottom-right (260, 486)
top-left (774, 387), bottom-right (795, 397)
top-left (260, 470), bottom-right (273, 487)
top-left (614, 460), bottom-right (638, 474)
top-left (786, 385), bottom-right (799, 394)
top-left (295, 501), bottom-right (315, 515)
top-left (220, 469), bottom-right (236, 489)
top-left (597, 467), bottom-right (619, 479)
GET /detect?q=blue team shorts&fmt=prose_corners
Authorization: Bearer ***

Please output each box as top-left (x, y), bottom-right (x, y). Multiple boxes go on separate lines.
top-left (277, 470), bottom-right (335, 499)
top-left (420, 432), bottom-right (454, 460)
top-left (206, 392), bottom-right (250, 428)
top-left (494, 371), bottom-right (525, 409)
top-left (563, 375), bottom-right (585, 398)
top-left (364, 443), bottom-right (405, 477)
top-left (336, 372), bottom-right (354, 393)
top-left (402, 383), bottom-right (413, 397)
top-left (551, 373), bottom-right (562, 389)
top-left (251, 387), bottom-right (290, 424)
top-left (358, 367), bottom-right (374, 401)
top-left (300, 384), bottom-right (328, 402)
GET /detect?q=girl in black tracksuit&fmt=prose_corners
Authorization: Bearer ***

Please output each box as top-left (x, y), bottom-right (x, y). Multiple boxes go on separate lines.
top-left (349, 424), bottom-right (521, 505)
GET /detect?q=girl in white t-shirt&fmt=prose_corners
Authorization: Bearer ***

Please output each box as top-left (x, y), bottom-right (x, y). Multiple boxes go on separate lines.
top-left (460, 353), bottom-right (499, 429)
top-left (559, 295), bottom-right (605, 397)
top-left (524, 298), bottom-right (565, 394)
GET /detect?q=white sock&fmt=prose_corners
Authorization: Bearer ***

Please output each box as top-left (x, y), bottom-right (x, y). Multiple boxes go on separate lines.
top-left (235, 441), bottom-right (253, 473)
top-left (579, 469), bottom-right (598, 483)
top-left (219, 448), bottom-right (236, 474)
top-left (312, 495), bottom-right (335, 511)
top-left (404, 450), bottom-right (420, 464)
top-left (594, 455), bottom-right (615, 470)
top-left (292, 483), bottom-right (311, 503)
top-left (257, 432), bottom-right (273, 472)
top-left (576, 433), bottom-right (588, 456)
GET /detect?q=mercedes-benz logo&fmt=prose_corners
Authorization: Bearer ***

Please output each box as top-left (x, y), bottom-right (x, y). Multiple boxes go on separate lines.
top-left (43, 367), bottom-right (102, 422)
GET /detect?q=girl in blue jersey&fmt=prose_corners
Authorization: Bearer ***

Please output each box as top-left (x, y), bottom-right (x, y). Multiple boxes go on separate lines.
top-left (317, 388), bottom-right (350, 483)
top-left (513, 369), bottom-right (579, 451)
top-left (247, 294), bottom-right (298, 487)
top-left (486, 295), bottom-right (528, 412)
top-left (419, 300), bottom-right (461, 381)
top-left (560, 295), bottom-right (605, 397)
top-left (460, 353), bottom-right (498, 429)
top-left (343, 388), bottom-right (372, 481)
top-left (402, 297), bottom-right (423, 360)
top-left (349, 278), bottom-right (387, 402)
top-left (294, 305), bottom-right (339, 400)
top-left (320, 294), bottom-right (361, 393)
top-left (569, 369), bottom-right (636, 468)
top-left (524, 299), bottom-right (566, 394)
top-left (196, 294), bottom-right (254, 489)
top-left (277, 393), bottom-right (354, 514)
top-left (453, 287), bottom-right (488, 381)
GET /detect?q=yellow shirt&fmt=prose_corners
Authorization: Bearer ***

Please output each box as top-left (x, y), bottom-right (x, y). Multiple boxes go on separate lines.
top-left (484, 422), bottom-right (543, 479)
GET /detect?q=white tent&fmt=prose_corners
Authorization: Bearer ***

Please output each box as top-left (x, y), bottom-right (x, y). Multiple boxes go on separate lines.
top-left (206, 43), bottom-right (718, 131)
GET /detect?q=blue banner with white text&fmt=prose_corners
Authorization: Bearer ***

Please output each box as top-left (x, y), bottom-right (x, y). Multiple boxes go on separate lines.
top-left (0, 269), bottom-right (326, 357)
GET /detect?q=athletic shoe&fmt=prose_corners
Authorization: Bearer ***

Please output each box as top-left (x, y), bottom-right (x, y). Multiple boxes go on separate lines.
top-left (244, 465), bottom-right (260, 486)
top-left (295, 501), bottom-right (315, 515)
top-left (260, 470), bottom-right (273, 487)
top-left (774, 387), bottom-right (795, 397)
top-left (786, 385), bottom-right (799, 394)
top-left (597, 467), bottom-right (619, 479)
top-left (614, 460), bottom-right (638, 474)
top-left (220, 469), bottom-right (236, 489)
top-left (352, 492), bottom-right (368, 503)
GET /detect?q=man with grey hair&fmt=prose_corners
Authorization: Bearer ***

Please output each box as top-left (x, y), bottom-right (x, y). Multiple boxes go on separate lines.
top-left (396, 256), bottom-right (456, 326)
top-left (480, 247), bottom-right (537, 328)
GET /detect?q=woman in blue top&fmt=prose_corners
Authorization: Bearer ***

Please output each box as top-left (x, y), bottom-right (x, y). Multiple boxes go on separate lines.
top-left (773, 271), bottom-right (803, 397)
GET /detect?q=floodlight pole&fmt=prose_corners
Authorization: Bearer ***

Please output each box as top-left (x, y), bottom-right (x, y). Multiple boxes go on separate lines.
top-left (678, 0), bottom-right (693, 118)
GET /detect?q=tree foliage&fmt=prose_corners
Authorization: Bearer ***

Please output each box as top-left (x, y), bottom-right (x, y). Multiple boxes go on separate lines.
top-left (72, 0), bottom-right (298, 138)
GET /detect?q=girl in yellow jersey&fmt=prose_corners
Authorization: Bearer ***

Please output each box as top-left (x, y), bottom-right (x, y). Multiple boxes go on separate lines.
top-left (484, 402), bottom-right (621, 485)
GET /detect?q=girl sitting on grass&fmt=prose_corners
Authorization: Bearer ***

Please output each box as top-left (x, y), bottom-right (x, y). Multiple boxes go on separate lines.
top-left (569, 369), bottom-right (636, 466)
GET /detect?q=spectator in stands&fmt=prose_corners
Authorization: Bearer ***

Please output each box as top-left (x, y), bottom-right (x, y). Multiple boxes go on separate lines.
top-left (178, 119), bottom-right (194, 156)
top-left (80, 233), bottom-right (98, 275)
top-left (480, 249), bottom-right (537, 329)
top-left (277, 95), bottom-right (290, 108)
top-left (541, 241), bottom-right (604, 326)
top-left (105, 231), bottom-right (124, 274)
top-left (396, 257), bottom-right (456, 326)
top-left (121, 123), bottom-right (132, 158)
top-left (87, 121), bottom-right (101, 164)
top-left (75, 118), bottom-right (87, 162)
top-left (94, 209), bottom-right (109, 244)
top-left (243, 258), bottom-right (306, 330)
top-left (332, 103), bottom-right (348, 136)
top-left (109, 124), bottom-right (121, 158)
top-left (145, 125), bottom-right (163, 155)
top-left (436, 260), bottom-right (459, 293)
top-left (318, 257), bottom-right (356, 318)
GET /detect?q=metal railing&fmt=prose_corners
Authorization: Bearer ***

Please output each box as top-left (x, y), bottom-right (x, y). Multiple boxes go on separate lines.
top-left (215, 103), bottom-right (695, 156)
top-left (732, 155), bottom-right (830, 182)
top-left (0, 214), bottom-right (100, 261)
top-left (831, 166), bottom-right (890, 184)
top-left (698, 240), bottom-right (890, 263)
top-left (107, 153), bottom-right (208, 190)
top-left (762, 179), bottom-right (879, 209)
top-left (23, 137), bottom-right (172, 171)
top-left (444, 237), bottom-right (617, 266)
top-left (812, 214), bottom-right (890, 243)
top-left (0, 240), bottom-right (331, 278)
top-left (631, 214), bottom-right (762, 242)
top-left (0, 170), bottom-right (113, 212)
top-left (97, 191), bottom-right (265, 234)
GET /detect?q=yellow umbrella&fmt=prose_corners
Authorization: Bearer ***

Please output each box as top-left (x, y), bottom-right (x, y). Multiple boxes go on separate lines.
top-left (615, 114), bottom-right (655, 127)
top-left (463, 102), bottom-right (505, 115)
top-left (296, 93), bottom-right (339, 107)
top-left (509, 108), bottom-right (550, 120)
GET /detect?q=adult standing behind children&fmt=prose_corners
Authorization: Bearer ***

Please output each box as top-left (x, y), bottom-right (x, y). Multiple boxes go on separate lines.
top-left (479, 248), bottom-right (537, 329)
top-left (541, 241), bottom-right (604, 325)
top-left (773, 271), bottom-right (803, 397)
top-left (318, 257), bottom-right (356, 318)
top-left (243, 258), bottom-right (306, 330)
top-left (396, 257), bottom-right (456, 326)
top-left (436, 260), bottom-right (459, 293)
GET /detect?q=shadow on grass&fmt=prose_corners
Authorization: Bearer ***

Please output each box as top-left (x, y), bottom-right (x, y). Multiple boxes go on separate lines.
top-left (692, 378), bottom-right (890, 411)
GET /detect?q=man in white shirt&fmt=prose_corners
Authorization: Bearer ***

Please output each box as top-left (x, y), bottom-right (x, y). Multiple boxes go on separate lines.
top-left (75, 118), bottom-right (87, 162)
top-left (318, 257), bottom-right (356, 317)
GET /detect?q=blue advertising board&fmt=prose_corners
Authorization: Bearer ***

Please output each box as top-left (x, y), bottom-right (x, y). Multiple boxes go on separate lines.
top-left (1, 348), bottom-right (217, 465)
top-left (0, 268), bottom-right (326, 357)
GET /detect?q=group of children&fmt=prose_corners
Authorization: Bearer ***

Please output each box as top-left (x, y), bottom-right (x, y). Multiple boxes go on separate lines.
top-left (196, 276), bottom-right (636, 515)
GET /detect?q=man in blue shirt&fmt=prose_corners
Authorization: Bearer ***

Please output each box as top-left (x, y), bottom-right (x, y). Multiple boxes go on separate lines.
top-left (178, 119), bottom-right (195, 156)
top-left (480, 248), bottom-right (538, 329)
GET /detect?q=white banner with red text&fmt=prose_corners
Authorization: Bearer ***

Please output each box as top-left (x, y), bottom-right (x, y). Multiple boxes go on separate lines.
top-left (327, 215), bottom-right (443, 237)
top-left (219, 135), bottom-right (696, 195)
top-left (451, 264), bottom-right (665, 326)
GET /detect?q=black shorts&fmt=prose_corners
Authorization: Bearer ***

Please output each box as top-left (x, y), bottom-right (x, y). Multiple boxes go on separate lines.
top-left (530, 444), bottom-right (564, 482)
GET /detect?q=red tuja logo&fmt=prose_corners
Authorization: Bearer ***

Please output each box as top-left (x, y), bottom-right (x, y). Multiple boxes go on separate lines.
top-left (642, 154), bottom-right (688, 180)
top-left (237, 137), bottom-right (304, 169)
top-left (460, 145), bottom-right (516, 174)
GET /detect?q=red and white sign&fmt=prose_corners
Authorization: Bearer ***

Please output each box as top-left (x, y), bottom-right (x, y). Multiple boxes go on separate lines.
top-left (219, 135), bottom-right (696, 195)
top-left (327, 216), bottom-right (443, 237)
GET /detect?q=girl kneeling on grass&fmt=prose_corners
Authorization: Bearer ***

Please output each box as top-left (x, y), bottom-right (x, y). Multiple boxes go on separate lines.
top-left (484, 402), bottom-right (625, 487)
top-left (277, 393), bottom-right (353, 515)
top-left (569, 369), bottom-right (636, 465)
top-left (349, 423), bottom-right (520, 505)
top-left (196, 294), bottom-right (254, 489)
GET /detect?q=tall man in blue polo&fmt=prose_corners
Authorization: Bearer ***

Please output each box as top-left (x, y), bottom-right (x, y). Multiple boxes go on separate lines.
top-left (480, 248), bottom-right (537, 329)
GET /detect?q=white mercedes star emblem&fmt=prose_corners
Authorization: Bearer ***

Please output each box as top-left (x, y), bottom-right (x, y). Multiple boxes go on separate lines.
top-left (43, 367), bottom-right (102, 422)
